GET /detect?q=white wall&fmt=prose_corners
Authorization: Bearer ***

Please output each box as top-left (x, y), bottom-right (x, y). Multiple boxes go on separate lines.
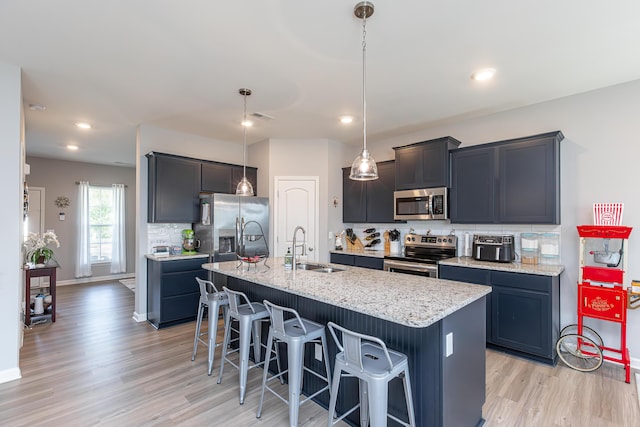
top-left (368, 79), bottom-right (640, 365)
top-left (0, 62), bottom-right (23, 383)
top-left (134, 125), bottom-right (244, 320)
top-left (253, 138), bottom-right (347, 263)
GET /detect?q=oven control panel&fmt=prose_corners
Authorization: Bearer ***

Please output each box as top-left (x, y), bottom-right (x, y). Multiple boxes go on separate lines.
top-left (404, 233), bottom-right (457, 248)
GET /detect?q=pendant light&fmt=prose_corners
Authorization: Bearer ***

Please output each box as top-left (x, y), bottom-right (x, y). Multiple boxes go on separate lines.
top-left (349, 1), bottom-right (378, 181)
top-left (236, 88), bottom-right (255, 196)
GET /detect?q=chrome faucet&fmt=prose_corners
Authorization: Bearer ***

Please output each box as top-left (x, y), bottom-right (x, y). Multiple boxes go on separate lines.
top-left (291, 226), bottom-right (306, 271)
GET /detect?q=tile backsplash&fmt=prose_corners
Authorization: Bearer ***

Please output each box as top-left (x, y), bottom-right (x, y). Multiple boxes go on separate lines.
top-left (147, 223), bottom-right (192, 253)
top-left (341, 221), bottom-right (562, 263)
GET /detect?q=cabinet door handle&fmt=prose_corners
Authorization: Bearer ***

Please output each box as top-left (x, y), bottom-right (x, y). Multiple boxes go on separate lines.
top-left (584, 297), bottom-right (588, 307)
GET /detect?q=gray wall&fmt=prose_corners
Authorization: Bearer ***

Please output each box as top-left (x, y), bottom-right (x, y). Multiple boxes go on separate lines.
top-left (26, 157), bottom-right (136, 282)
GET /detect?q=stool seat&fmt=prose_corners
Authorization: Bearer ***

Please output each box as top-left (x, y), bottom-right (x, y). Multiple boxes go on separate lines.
top-left (327, 322), bottom-right (416, 427)
top-left (191, 277), bottom-right (229, 376)
top-left (257, 300), bottom-right (332, 427)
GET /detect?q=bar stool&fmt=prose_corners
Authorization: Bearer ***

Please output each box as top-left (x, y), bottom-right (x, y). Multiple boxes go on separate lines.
top-left (256, 300), bottom-right (332, 427)
top-left (217, 286), bottom-right (274, 404)
top-left (191, 277), bottom-right (229, 375)
top-left (326, 322), bottom-right (416, 427)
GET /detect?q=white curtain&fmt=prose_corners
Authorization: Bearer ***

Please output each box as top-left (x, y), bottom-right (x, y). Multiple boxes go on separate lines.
top-left (75, 181), bottom-right (92, 277)
top-left (110, 184), bottom-right (126, 273)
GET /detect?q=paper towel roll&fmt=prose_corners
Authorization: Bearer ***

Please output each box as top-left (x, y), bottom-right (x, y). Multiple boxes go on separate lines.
top-left (464, 232), bottom-right (472, 257)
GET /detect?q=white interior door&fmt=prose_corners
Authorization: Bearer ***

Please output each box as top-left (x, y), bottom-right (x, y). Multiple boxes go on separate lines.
top-left (274, 177), bottom-right (318, 262)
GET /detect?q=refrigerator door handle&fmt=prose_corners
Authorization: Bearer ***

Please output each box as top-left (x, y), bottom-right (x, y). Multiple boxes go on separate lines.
top-left (236, 217), bottom-right (241, 256)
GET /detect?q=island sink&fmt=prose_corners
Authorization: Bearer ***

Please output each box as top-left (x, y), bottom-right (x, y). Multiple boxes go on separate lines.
top-left (296, 263), bottom-right (344, 273)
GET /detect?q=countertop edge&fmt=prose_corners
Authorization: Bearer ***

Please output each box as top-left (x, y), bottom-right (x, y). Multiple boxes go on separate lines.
top-left (146, 253), bottom-right (209, 262)
top-left (439, 256), bottom-right (565, 276)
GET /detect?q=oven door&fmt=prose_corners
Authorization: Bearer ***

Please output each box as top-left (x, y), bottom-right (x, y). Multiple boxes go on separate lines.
top-left (383, 259), bottom-right (438, 278)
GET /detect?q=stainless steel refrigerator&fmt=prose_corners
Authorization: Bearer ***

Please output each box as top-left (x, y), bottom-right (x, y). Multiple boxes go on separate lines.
top-left (194, 193), bottom-right (269, 262)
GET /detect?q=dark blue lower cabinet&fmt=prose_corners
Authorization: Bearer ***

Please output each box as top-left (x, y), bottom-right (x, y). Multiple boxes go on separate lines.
top-left (439, 264), bottom-right (560, 365)
top-left (147, 258), bottom-right (207, 328)
top-left (330, 253), bottom-right (383, 270)
top-left (224, 275), bottom-right (486, 427)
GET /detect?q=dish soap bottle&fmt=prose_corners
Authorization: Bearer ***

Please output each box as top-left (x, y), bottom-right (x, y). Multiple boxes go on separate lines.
top-left (284, 248), bottom-right (293, 269)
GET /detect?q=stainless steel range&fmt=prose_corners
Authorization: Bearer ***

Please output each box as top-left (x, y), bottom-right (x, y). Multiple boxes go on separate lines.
top-left (383, 233), bottom-right (457, 278)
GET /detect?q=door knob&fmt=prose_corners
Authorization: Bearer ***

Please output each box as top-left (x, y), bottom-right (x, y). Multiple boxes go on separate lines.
top-left (308, 247), bottom-right (314, 252)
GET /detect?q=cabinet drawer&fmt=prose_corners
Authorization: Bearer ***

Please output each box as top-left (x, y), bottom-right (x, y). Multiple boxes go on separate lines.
top-left (161, 270), bottom-right (205, 297)
top-left (161, 293), bottom-right (200, 323)
top-left (354, 256), bottom-right (383, 270)
top-left (439, 265), bottom-right (489, 285)
top-left (161, 258), bottom-right (207, 274)
top-left (491, 271), bottom-right (550, 293)
top-left (330, 253), bottom-right (355, 266)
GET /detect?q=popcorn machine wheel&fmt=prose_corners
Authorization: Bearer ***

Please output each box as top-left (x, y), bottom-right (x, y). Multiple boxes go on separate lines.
top-left (556, 225), bottom-right (633, 383)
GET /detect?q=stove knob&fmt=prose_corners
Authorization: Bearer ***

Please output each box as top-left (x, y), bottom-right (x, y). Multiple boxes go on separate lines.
top-left (437, 238), bottom-right (442, 242)
top-left (448, 238), bottom-right (452, 243)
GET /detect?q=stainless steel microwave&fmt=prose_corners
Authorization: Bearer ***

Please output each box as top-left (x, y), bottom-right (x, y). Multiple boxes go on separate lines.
top-left (394, 188), bottom-right (448, 220)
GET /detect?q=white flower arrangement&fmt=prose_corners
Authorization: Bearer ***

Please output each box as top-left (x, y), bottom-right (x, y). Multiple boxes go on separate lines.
top-left (24, 231), bottom-right (60, 265)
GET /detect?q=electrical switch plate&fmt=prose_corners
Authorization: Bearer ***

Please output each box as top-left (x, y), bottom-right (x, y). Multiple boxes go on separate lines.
top-left (315, 343), bottom-right (322, 361)
top-left (445, 332), bottom-right (453, 357)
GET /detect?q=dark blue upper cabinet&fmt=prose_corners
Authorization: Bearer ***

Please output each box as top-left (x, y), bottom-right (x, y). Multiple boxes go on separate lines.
top-left (450, 146), bottom-right (497, 223)
top-left (342, 160), bottom-right (397, 223)
top-left (451, 131), bottom-right (563, 224)
top-left (394, 136), bottom-right (462, 190)
top-left (147, 153), bottom-right (201, 223)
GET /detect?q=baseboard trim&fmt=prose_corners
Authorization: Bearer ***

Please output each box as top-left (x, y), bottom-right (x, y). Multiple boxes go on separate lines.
top-left (0, 367), bottom-right (21, 384)
top-left (132, 311), bottom-right (147, 322)
top-left (58, 273), bottom-right (135, 286)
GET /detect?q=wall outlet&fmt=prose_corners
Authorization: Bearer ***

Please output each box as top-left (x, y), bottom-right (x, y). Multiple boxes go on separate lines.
top-left (315, 343), bottom-right (323, 361)
top-left (445, 332), bottom-right (453, 357)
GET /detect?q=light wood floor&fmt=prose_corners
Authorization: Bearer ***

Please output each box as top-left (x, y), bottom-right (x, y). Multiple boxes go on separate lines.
top-left (1, 281), bottom-right (638, 426)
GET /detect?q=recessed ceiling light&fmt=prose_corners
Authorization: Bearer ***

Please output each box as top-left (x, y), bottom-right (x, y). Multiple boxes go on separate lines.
top-left (75, 122), bottom-right (91, 129)
top-left (241, 120), bottom-right (253, 127)
top-left (340, 116), bottom-right (354, 124)
top-left (28, 103), bottom-right (46, 112)
top-left (471, 68), bottom-right (496, 81)
top-left (66, 144), bottom-right (79, 151)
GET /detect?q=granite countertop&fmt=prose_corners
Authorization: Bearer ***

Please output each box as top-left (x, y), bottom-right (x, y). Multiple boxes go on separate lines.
top-left (439, 256), bottom-right (565, 277)
top-left (145, 253), bottom-right (210, 262)
top-left (202, 257), bottom-right (491, 329)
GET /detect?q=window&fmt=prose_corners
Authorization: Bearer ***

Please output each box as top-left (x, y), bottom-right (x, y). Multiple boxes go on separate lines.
top-left (89, 186), bottom-right (113, 263)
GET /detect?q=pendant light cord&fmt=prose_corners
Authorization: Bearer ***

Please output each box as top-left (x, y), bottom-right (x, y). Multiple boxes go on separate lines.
top-left (362, 13), bottom-right (368, 153)
top-left (242, 92), bottom-right (247, 177)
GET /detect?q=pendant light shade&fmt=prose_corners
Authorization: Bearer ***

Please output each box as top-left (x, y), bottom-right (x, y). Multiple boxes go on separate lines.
top-left (236, 88), bottom-right (255, 196)
top-left (349, 1), bottom-right (378, 181)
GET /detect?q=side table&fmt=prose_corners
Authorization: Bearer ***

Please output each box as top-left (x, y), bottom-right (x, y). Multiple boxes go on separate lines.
top-left (24, 265), bottom-right (57, 325)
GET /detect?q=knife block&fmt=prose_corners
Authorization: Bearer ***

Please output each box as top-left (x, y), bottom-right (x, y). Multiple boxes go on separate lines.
top-left (346, 237), bottom-right (365, 251)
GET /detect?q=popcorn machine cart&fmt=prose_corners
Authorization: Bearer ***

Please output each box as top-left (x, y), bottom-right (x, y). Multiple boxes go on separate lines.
top-left (556, 225), bottom-right (633, 383)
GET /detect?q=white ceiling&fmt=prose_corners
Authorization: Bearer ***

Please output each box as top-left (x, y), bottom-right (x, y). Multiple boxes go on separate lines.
top-left (2, 1), bottom-right (640, 166)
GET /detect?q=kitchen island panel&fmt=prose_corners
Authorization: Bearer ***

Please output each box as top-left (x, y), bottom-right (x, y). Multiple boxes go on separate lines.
top-left (220, 272), bottom-right (486, 427)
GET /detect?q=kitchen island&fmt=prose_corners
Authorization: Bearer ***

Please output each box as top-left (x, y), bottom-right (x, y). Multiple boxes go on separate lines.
top-left (203, 259), bottom-right (491, 427)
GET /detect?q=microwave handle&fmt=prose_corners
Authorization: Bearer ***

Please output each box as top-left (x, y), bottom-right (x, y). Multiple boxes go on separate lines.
top-left (428, 194), bottom-right (434, 216)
